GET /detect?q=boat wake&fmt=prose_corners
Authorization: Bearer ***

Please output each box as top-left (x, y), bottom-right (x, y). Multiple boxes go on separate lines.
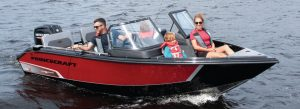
top-left (104, 93), bottom-right (222, 108)
top-left (158, 93), bottom-right (221, 105)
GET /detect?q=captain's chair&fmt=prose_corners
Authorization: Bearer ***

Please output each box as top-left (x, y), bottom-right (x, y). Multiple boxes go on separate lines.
top-left (80, 27), bottom-right (96, 44)
top-left (42, 31), bottom-right (74, 48)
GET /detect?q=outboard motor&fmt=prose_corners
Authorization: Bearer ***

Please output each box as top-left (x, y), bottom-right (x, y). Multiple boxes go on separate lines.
top-left (34, 24), bottom-right (62, 45)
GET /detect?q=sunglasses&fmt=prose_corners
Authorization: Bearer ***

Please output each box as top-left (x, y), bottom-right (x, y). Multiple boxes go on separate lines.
top-left (94, 25), bottom-right (103, 29)
top-left (195, 21), bottom-right (203, 25)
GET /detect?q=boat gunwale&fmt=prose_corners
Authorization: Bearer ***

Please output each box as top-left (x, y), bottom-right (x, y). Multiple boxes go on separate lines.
top-left (21, 46), bottom-right (279, 65)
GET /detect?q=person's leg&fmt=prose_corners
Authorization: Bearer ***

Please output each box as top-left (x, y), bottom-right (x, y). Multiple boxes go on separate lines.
top-left (215, 45), bottom-right (234, 55)
top-left (206, 52), bottom-right (227, 58)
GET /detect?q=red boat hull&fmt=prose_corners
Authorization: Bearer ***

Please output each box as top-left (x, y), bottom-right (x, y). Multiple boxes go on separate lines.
top-left (19, 51), bottom-right (200, 86)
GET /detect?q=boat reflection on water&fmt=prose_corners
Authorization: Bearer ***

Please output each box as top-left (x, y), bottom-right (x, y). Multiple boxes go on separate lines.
top-left (17, 74), bottom-right (129, 108)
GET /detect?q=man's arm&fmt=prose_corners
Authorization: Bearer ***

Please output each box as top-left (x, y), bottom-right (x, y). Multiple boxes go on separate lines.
top-left (77, 42), bottom-right (95, 51)
top-left (71, 42), bottom-right (94, 51)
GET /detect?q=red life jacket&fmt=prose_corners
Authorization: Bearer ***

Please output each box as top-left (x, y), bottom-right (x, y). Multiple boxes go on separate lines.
top-left (160, 41), bottom-right (183, 58)
top-left (139, 30), bottom-right (154, 39)
top-left (191, 29), bottom-right (213, 48)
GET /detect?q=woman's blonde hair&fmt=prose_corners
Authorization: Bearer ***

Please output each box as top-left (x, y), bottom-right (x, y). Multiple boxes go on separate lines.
top-left (164, 32), bottom-right (176, 42)
top-left (193, 12), bottom-right (204, 23)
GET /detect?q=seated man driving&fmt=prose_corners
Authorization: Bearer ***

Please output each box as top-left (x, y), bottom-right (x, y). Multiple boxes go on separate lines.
top-left (71, 18), bottom-right (128, 52)
top-left (71, 18), bottom-right (108, 52)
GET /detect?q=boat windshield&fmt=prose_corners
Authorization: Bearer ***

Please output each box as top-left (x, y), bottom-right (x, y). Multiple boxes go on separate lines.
top-left (169, 10), bottom-right (195, 37)
top-left (108, 19), bottom-right (164, 49)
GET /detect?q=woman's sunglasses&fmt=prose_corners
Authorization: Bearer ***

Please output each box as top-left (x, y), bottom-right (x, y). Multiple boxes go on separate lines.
top-left (195, 22), bottom-right (203, 25)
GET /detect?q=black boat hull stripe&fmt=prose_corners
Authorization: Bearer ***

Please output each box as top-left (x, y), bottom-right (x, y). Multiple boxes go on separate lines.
top-left (186, 65), bottom-right (203, 81)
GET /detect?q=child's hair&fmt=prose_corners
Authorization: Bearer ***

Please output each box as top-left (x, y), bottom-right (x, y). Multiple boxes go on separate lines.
top-left (164, 32), bottom-right (176, 42)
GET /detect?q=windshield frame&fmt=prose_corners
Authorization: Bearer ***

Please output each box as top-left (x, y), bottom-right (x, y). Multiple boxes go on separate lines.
top-left (168, 9), bottom-right (195, 39)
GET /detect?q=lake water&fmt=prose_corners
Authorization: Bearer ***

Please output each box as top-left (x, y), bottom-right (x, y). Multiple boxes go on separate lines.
top-left (0, 0), bottom-right (299, 108)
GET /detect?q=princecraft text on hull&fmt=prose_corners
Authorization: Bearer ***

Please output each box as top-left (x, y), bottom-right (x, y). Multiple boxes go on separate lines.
top-left (17, 10), bottom-right (278, 96)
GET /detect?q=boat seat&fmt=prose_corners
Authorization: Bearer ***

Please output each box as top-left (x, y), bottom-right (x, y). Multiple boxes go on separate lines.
top-left (42, 31), bottom-right (74, 48)
top-left (180, 45), bottom-right (196, 57)
top-left (94, 38), bottom-right (104, 53)
top-left (80, 27), bottom-right (96, 44)
top-left (175, 32), bottom-right (192, 46)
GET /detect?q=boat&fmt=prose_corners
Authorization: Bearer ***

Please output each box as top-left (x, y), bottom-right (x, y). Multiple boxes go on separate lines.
top-left (17, 9), bottom-right (278, 96)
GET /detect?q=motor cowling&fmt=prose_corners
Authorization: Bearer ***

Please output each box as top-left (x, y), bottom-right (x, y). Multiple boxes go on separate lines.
top-left (34, 24), bottom-right (62, 45)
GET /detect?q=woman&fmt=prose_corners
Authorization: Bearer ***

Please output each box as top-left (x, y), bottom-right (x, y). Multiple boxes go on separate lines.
top-left (190, 13), bottom-right (234, 58)
top-left (160, 32), bottom-right (187, 58)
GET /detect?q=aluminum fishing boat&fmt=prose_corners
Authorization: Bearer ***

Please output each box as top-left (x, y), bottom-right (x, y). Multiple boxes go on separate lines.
top-left (17, 10), bottom-right (278, 96)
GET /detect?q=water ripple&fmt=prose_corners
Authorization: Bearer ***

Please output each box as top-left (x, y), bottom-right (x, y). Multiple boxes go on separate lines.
top-left (44, 0), bottom-right (65, 3)
top-left (110, 12), bottom-right (128, 17)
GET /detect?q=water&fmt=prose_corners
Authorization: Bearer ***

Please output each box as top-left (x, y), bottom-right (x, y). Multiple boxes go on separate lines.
top-left (0, 0), bottom-right (299, 108)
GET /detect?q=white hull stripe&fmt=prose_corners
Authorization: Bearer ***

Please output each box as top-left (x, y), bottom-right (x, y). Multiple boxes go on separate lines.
top-left (186, 65), bottom-right (204, 81)
top-left (19, 61), bottom-right (64, 78)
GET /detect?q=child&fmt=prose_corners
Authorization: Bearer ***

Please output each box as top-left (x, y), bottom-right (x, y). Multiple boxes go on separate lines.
top-left (160, 32), bottom-right (187, 58)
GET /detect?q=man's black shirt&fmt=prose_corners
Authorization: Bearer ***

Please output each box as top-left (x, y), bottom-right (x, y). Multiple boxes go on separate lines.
top-left (91, 33), bottom-right (108, 52)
